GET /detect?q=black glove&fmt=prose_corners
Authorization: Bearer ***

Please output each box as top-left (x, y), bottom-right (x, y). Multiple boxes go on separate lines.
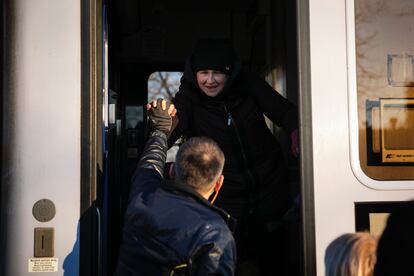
top-left (147, 99), bottom-right (174, 136)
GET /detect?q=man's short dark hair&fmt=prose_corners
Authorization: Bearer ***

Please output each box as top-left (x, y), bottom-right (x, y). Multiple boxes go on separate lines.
top-left (175, 137), bottom-right (225, 191)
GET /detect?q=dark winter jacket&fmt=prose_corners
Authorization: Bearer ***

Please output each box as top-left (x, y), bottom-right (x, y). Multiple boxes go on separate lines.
top-left (114, 131), bottom-right (237, 276)
top-left (169, 56), bottom-right (298, 222)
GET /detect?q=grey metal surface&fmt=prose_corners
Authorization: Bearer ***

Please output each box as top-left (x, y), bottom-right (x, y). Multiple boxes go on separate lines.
top-left (296, 0), bottom-right (317, 275)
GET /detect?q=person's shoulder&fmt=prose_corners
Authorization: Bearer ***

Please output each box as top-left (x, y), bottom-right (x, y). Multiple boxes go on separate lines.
top-left (197, 210), bottom-right (234, 238)
top-left (230, 68), bottom-right (263, 92)
top-left (188, 201), bottom-right (224, 223)
top-left (180, 199), bottom-right (231, 230)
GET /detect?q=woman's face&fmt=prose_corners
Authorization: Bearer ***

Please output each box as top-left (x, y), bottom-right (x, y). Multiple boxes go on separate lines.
top-left (196, 70), bottom-right (229, 97)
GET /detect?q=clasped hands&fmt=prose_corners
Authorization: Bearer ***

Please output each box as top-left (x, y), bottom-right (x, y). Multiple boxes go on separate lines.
top-left (146, 99), bottom-right (177, 136)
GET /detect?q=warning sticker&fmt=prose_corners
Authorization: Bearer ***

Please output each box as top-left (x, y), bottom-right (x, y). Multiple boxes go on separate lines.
top-left (28, 258), bottom-right (58, 273)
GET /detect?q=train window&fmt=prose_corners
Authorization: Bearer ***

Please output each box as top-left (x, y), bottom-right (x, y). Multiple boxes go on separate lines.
top-left (147, 71), bottom-right (183, 102)
top-left (147, 71), bottom-right (184, 161)
top-left (351, 0), bottom-right (414, 184)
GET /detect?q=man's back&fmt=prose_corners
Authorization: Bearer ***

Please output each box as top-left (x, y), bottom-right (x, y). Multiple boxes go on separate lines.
top-left (115, 99), bottom-right (236, 275)
top-left (114, 168), bottom-right (236, 276)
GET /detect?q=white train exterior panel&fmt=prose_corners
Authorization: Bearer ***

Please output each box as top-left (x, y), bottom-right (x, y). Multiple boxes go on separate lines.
top-left (308, 0), bottom-right (414, 274)
top-left (3, 1), bottom-right (81, 275)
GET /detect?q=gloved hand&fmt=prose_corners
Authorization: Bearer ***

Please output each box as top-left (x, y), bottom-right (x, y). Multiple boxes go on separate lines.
top-left (290, 128), bottom-right (299, 158)
top-left (146, 99), bottom-right (177, 136)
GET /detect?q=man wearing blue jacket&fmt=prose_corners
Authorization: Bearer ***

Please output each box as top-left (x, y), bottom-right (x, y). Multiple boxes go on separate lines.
top-left (114, 99), bottom-right (237, 276)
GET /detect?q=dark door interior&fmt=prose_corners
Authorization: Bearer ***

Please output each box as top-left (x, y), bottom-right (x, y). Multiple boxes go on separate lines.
top-left (104, 0), bottom-right (301, 275)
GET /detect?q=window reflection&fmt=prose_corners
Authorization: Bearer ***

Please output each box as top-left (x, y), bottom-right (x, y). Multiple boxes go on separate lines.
top-left (355, 0), bottom-right (414, 180)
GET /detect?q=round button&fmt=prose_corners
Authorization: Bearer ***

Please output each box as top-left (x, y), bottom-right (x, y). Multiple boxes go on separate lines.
top-left (32, 199), bottom-right (56, 222)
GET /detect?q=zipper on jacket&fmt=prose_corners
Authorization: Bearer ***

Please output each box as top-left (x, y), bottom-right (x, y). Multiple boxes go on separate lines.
top-left (227, 112), bottom-right (232, 126)
top-left (223, 103), bottom-right (257, 215)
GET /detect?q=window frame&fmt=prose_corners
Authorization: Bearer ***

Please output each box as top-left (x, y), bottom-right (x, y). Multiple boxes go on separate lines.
top-left (346, 0), bottom-right (414, 189)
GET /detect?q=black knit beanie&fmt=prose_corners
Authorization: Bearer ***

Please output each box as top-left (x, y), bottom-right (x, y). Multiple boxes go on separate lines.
top-left (191, 39), bottom-right (235, 75)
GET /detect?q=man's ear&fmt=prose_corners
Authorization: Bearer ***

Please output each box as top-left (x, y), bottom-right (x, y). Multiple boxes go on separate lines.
top-left (210, 175), bottom-right (224, 205)
top-left (169, 163), bottom-right (176, 180)
top-left (215, 175), bottom-right (224, 192)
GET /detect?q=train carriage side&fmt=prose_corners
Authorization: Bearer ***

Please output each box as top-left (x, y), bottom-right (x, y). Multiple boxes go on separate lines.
top-left (2, 0), bottom-right (414, 276)
top-left (307, 0), bottom-right (414, 274)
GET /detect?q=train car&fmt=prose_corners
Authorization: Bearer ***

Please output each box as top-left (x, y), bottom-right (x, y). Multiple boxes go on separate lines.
top-left (309, 0), bottom-right (414, 274)
top-left (1, 0), bottom-right (414, 275)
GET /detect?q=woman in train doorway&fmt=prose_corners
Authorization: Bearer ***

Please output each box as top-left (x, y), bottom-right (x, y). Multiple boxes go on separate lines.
top-left (168, 38), bottom-right (300, 276)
